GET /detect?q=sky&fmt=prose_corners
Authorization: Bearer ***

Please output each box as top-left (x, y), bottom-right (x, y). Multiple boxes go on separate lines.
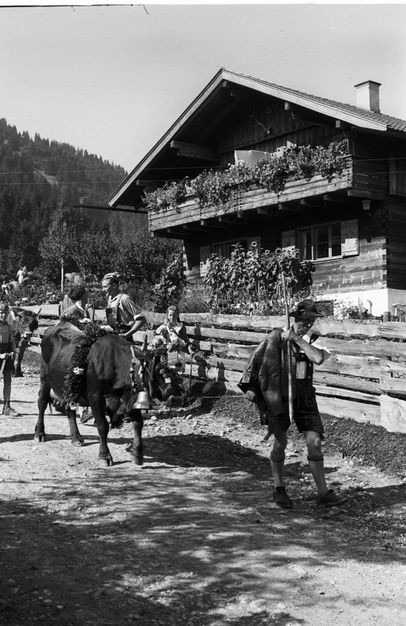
top-left (1, 2), bottom-right (406, 173)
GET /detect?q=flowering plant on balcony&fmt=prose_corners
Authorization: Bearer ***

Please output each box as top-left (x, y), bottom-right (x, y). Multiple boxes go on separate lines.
top-left (143, 139), bottom-right (348, 214)
top-left (191, 161), bottom-right (252, 210)
top-left (143, 180), bottom-right (187, 213)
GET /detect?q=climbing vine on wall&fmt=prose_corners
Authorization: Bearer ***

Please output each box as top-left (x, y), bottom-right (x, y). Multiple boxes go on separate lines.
top-left (143, 140), bottom-right (349, 214)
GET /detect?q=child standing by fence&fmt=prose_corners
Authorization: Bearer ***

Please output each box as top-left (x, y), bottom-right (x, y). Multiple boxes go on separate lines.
top-left (0, 302), bottom-right (18, 416)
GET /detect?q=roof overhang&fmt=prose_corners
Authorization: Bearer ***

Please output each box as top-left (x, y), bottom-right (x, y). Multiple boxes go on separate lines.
top-left (108, 68), bottom-right (388, 207)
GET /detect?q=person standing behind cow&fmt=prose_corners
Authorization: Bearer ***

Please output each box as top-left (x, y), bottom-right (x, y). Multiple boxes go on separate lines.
top-left (60, 284), bottom-right (91, 329)
top-left (101, 273), bottom-right (146, 340)
top-left (10, 308), bottom-right (39, 377)
top-left (239, 299), bottom-right (346, 509)
top-left (0, 302), bottom-right (18, 416)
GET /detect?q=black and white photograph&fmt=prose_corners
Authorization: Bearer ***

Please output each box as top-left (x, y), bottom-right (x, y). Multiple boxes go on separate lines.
top-left (1, 1), bottom-right (406, 624)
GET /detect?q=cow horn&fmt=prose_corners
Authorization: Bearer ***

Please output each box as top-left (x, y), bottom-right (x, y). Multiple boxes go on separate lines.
top-left (133, 390), bottom-right (152, 410)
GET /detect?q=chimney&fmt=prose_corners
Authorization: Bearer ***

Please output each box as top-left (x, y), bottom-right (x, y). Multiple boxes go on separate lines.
top-left (354, 80), bottom-right (381, 113)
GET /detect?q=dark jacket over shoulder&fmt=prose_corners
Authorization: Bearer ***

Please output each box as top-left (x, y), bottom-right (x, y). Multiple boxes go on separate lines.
top-left (238, 328), bottom-right (287, 416)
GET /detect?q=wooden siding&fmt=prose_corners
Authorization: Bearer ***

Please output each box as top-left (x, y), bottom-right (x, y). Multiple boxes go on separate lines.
top-left (386, 197), bottom-right (406, 290)
top-left (311, 238), bottom-right (386, 294)
top-left (389, 156), bottom-right (406, 197)
top-left (216, 100), bottom-right (342, 165)
top-left (350, 132), bottom-right (390, 197)
top-left (182, 202), bottom-right (387, 292)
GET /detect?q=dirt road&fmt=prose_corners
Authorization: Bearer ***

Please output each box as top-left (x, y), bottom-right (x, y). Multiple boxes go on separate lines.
top-left (1, 352), bottom-right (406, 625)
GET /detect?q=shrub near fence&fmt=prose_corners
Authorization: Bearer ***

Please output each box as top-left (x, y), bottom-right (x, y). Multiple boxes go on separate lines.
top-left (27, 307), bottom-right (406, 435)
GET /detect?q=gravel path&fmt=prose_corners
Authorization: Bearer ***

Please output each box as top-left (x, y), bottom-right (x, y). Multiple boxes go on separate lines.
top-left (0, 354), bottom-right (405, 625)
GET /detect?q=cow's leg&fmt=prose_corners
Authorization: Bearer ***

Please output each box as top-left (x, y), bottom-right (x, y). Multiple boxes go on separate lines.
top-left (34, 381), bottom-right (50, 442)
top-left (88, 392), bottom-right (113, 466)
top-left (126, 409), bottom-right (144, 465)
top-left (66, 408), bottom-right (84, 447)
top-left (14, 336), bottom-right (29, 377)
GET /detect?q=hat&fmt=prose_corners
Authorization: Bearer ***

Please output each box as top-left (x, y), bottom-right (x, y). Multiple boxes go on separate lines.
top-left (102, 272), bottom-right (120, 285)
top-left (289, 299), bottom-right (324, 320)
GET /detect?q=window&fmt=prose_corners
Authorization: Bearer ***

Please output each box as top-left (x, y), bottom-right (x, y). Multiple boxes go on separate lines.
top-left (299, 222), bottom-right (342, 261)
top-left (200, 237), bottom-right (260, 277)
top-left (211, 238), bottom-right (248, 258)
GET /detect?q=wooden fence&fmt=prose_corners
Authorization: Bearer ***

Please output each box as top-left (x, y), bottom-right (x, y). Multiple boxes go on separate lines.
top-left (27, 305), bottom-right (406, 435)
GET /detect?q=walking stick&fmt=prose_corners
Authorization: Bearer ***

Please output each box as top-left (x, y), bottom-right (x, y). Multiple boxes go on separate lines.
top-left (281, 270), bottom-right (294, 422)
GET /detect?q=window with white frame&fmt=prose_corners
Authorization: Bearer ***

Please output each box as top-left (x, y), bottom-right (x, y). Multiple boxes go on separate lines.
top-left (299, 222), bottom-right (342, 261)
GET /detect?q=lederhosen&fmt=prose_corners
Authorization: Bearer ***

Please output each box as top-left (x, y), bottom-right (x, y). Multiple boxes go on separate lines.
top-left (281, 338), bottom-right (324, 435)
top-left (0, 323), bottom-right (14, 372)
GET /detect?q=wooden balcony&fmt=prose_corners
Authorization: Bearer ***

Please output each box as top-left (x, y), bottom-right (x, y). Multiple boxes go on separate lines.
top-left (149, 165), bottom-right (355, 237)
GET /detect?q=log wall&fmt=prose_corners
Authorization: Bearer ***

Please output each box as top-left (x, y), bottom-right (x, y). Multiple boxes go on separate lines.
top-left (386, 197), bottom-right (406, 290)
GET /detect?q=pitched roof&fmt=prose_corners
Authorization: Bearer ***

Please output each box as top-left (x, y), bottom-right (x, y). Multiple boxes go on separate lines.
top-left (232, 69), bottom-right (406, 134)
top-left (222, 68), bottom-right (406, 133)
top-left (108, 68), bottom-right (406, 206)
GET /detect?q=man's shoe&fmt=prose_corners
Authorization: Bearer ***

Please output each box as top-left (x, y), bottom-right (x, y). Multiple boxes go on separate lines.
top-left (273, 487), bottom-right (293, 509)
top-left (316, 489), bottom-right (346, 507)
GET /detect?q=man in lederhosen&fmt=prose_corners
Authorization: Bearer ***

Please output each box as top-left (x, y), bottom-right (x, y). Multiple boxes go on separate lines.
top-left (239, 299), bottom-right (346, 509)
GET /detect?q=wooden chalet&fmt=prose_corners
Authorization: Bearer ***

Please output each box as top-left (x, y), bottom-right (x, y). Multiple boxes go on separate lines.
top-left (108, 69), bottom-right (406, 316)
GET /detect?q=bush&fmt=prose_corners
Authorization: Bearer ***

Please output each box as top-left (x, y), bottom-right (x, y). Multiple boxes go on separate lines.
top-left (204, 243), bottom-right (314, 314)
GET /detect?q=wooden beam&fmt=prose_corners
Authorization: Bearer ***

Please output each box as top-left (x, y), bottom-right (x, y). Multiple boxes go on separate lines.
top-left (181, 224), bottom-right (205, 233)
top-left (278, 201), bottom-right (299, 212)
top-left (347, 189), bottom-right (385, 200)
top-left (323, 193), bottom-right (349, 204)
top-left (135, 180), bottom-right (158, 188)
top-left (299, 198), bottom-right (324, 210)
top-left (284, 102), bottom-right (291, 111)
top-left (218, 214), bottom-right (250, 225)
top-left (170, 140), bottom-right (217, 161)
top-left (161, 227), bottom-right (186, 239)
top-left (218, 216), bottom-right (236, 224)
top-left (197, 219), bottom-right (230, 231)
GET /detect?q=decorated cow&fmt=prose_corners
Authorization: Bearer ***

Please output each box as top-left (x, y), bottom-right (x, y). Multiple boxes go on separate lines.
top-left (34, 320), bottom-right (186, 466)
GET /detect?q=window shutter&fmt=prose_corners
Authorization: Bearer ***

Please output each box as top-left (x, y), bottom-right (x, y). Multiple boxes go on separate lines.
top-left (200, 245), bottom-right (211, 277)
top-left (341, 219), bottom-right (359, 257)
top-left (281, 229), bottom-right (296, 251)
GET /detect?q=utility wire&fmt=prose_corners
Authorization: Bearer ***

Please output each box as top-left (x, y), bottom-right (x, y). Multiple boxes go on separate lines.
top-left (0, 155), bottom-right (405, 176)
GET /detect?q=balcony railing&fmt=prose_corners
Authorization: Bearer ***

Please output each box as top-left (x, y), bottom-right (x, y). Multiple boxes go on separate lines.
top-left (149, 166), bottom-right (353, 233)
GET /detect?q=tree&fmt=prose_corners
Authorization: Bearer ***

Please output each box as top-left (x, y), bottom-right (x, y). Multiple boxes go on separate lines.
top-left (112, 228), bottom-right (181, 286)
top-left (73, 225), bottom-right (115, 280)
top-left (39, 206), bottom-right (79, 291)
